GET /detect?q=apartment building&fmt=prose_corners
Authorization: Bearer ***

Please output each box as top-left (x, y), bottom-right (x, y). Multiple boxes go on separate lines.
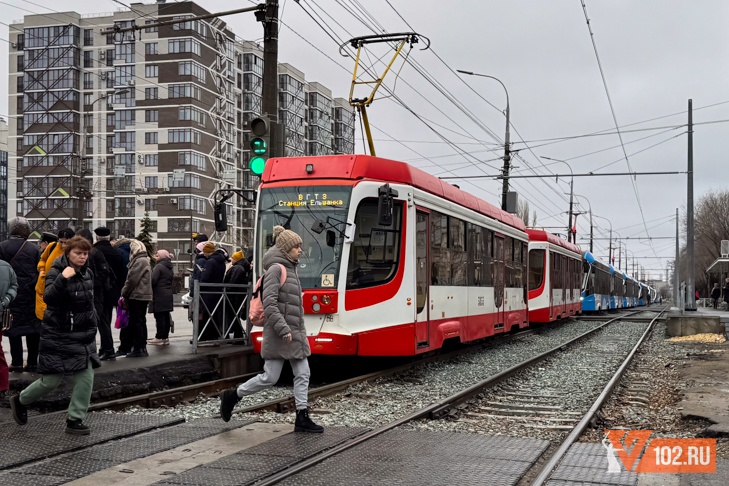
top-left (7, 1), bottom-right (354, 266)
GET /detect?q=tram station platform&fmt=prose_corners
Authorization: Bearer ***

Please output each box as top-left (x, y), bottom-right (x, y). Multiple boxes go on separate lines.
top-left (3, 305), bottom-right (262, 412)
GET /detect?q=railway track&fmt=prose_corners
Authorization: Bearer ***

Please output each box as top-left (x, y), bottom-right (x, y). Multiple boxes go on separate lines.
top-left (230, 309), bottom-right (662, 485)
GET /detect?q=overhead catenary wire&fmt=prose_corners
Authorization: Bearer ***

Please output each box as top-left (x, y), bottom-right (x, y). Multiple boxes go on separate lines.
top-left (579, 0), bottom-right (656, 259)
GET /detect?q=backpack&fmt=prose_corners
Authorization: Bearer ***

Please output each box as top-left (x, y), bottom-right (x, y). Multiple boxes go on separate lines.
top-left (249, 263), bottom-right (287, 327)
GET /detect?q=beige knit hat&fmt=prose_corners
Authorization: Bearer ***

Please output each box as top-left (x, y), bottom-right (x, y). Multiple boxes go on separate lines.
top-left (274, 225), bottom-right (302, 253)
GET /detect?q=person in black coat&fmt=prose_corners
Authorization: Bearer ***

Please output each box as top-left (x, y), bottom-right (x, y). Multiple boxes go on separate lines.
top-left (223, 251), bottom-right (251, 342)
top-left (149, 249), bottom-right (174, 345)
top-left (0, 217), bottom-right (41, 372)
top-left (93, 227), bottom-right (126, 360)
top-left (198, 244), bottom-right (226, 341)
top-left (78, 229), bottom-right (115, 360)
top-left (10, 236), bottom-right (100, 436)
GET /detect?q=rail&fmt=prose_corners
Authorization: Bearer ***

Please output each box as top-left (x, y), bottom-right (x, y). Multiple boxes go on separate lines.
top-left (529, 305), bottom-right (668, 485)
top-left (252, 310), bottom-right (645, 485)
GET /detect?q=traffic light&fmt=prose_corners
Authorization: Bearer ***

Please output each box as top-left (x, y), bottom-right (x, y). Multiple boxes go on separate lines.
top-left (249, 115), bottom-right (270, 176)
top-left (214, 203), bottom-right (228, 232)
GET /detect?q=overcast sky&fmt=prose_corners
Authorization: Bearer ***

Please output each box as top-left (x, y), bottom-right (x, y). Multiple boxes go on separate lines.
top-left (2, 0), bottom-right (728, 283)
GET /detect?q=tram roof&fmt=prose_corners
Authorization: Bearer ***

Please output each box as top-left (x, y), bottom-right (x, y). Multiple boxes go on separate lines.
top-left (525, 229), bottom-right (581, 254)
top-left (263, 155), bottom-right (526, 231)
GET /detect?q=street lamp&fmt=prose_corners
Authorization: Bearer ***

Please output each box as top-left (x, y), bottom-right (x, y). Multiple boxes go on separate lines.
top-left (541, 156), bottom-right (575, 243)
top-left (457, 70), bottom-right (511, 211)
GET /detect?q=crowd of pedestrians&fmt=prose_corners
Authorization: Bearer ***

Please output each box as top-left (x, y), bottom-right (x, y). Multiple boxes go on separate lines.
top-left (0, 219), bottom-right (257, 434)
top-left (0, 218), bottom-right (312, 434)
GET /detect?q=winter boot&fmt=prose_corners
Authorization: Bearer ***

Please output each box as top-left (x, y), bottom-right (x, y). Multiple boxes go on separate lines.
top-left (294, 409), bottom-right (324, 433)
top-left (220, 389), bottom-right (241, 422)
top-left (10, 394), bottom-right (27, 425)
top-left (66, 418), bottom-right (90, 435)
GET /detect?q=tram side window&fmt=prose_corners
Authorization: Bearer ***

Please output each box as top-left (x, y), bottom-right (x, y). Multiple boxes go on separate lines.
top-left (504, 236), bottom-right (514, 287)
top-left (484, 229), bottom-right (493, 286)
top-left (430, 211), bottom-right (450, 285)
top-left (450, 218), bottom-right (467, 286)
top-left (513, 240), bottom-right (524, 289)
top-left (528, 249), bottom-right (545, 291)
top-left (346, 199), bottom-right (402, 289)
top-left (467, 223), bottom-right (484, 286)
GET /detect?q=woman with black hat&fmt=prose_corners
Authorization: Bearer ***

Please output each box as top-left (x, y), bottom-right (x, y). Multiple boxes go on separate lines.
top-left (38, 232), bottom-right (58, 254)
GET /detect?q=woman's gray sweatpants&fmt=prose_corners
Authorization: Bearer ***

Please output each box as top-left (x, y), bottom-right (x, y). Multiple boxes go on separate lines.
top-left (236, 358), bottom-right (310, 410)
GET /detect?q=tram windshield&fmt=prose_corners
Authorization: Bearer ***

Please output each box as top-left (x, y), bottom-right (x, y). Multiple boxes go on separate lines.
top-left (256, 186), bottom-right (352, 289)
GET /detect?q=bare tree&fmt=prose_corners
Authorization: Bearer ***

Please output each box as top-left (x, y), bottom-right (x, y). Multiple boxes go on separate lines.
top-left (675, 189), bottom-right (729, 296)
top-left (517, 200), bottom-right (530, 226)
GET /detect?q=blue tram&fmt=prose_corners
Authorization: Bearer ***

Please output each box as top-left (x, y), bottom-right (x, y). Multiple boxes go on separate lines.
top-left (581, 251), bottom-right (612, 311)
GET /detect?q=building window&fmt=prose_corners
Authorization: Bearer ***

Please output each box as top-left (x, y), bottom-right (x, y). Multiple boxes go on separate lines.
top-left (144, 154), bottom-right (158, 166)
top-left (145, 42), bottom-right (158, 55)
top-left (145, 109), bottom-right (158, 123)
top-left (83, 72), bottom-right (94, 90)
top-left (145, 132), bottom-right (158, 144)
top-left (144, 176), bottom-right (158, 188)
top-left (168, 173), bottom-right (201, 189)
top-left (83, 51), bottom-right (93, 68)
top-left (178, 61), bottom-right (206, 83)
top-left (84, 29), bottom-right (93, 46)
top-left (168, 39), bottom-right (201, 56)
top-left (17, 76), bottom-right (24, 92)
top-left (145, 87), bottom-right (158, 100)
top-left (17, 55), bottom-right (24, 71)
top-left (144, 20), bottom-right (158, 33)
top-left (168, 83), bottom-right (201, 100)
top-left (145, 65), bottom-right (158, 78)
top-left (168, 129), bottom-right (201, 144)
top-left (178, 106), bottom-right (205, 125)
top-left (144, 199), bottom-right (157, 212)
top-left (177, 196), bottom-right (207, 215)
top-left (178, 151), bottom-right (206, 170)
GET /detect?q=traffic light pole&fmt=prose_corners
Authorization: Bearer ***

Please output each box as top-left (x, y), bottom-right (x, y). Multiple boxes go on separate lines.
top-left (262, 0), bottom-right (280, 157)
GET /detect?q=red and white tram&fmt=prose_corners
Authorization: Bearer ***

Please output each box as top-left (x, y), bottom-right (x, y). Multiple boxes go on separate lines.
top-left (526, 229), bottom-right (583, 323)
top-left (250, 155), bottom-right (530, 357)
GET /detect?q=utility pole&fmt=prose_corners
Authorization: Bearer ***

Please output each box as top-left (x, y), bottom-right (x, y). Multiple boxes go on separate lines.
top-left (675, 207), bottom-right (680, 306)
top-left (261, 0), bottom-right (280, 157)
top-left (458, 71), bottom-right (511, 211)
top-left (567, 178), bottom-right (574, 243)
top-left (501, 110), bottom-right (511, 212)
top-left (686, 99), bottom-right (696, 310)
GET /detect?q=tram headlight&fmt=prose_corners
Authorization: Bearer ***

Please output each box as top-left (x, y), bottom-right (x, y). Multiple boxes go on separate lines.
top-left (322, 295), bottom-right (331, 305)
top-left (312, 303), bottom-right (321, 313)
top-left (580, 296), bottom-right (584, 301)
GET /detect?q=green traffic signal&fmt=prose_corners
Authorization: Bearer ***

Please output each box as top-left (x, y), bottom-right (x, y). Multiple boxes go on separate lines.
top-left (249, 156), bottom-right (266, 175)
top-left (251, 137), bottom-right (267, 155)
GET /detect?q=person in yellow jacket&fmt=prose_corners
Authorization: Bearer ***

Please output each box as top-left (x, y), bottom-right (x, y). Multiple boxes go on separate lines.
top-left (35, 229), bottom-right (75, 320)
